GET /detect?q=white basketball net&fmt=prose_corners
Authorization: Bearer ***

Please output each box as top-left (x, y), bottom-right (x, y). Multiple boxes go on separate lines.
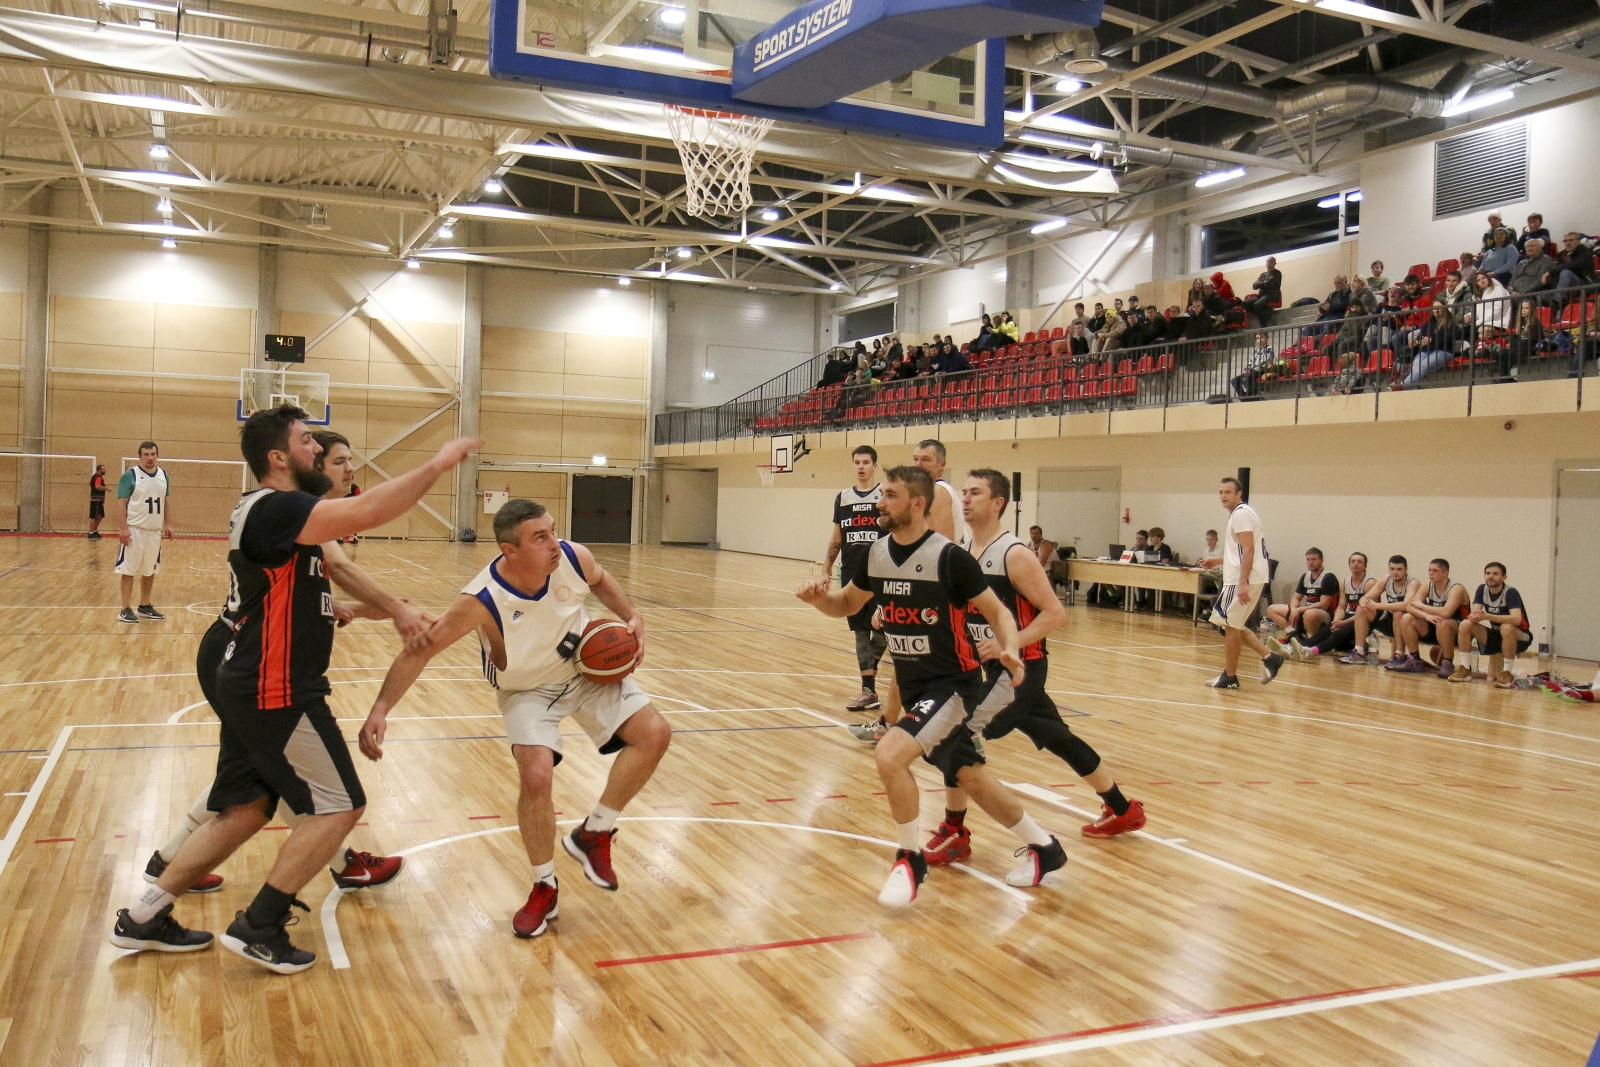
top-left (757, 464), bottom-right (780, 488)
top-left (663, 106), bottom-right (775, 218)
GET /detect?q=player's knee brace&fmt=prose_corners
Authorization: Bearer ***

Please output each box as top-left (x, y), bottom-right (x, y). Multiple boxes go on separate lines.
top-left (855, 629), bottom-right (887, 673)
top-left (1029, 720), bottom-right (1102, 778)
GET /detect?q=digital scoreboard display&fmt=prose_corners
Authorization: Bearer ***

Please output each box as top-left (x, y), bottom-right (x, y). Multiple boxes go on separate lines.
top-left (264, 335), bottom-right (306, 363)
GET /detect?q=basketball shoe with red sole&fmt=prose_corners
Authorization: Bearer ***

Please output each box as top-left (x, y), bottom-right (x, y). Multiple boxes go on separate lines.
top-left (144, 850), bottom-right (224, 893)
top-left (330, 848), bottom-right (403, 889)
top-left (563, 826), bottom-right (618, 890)
top-left (513, 879), bottom-right (558, 938)
top-left (1081, 799), bottom-right (1146, 838)
top-left (922, 820), bottom-right (972, 865)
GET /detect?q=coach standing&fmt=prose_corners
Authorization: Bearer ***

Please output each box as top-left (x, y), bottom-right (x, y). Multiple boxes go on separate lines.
top-left (88, 464), bottom-right (107, 539)
top-left (1204, 477), bottom-right (1283, 688)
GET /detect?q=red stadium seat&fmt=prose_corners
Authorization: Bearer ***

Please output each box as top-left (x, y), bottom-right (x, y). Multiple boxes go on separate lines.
top-left (1407, 262), bottom-right (1431, 283)
top-left (1435, 259), bottom-right (1458, 280)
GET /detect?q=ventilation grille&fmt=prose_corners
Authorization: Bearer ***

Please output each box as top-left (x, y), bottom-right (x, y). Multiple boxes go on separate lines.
top-left (1434, 121), bottom-right (1528, 220)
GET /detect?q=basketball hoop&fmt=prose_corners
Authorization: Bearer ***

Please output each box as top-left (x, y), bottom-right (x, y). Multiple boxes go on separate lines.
top-left (663, 106), bottom-right (775, 218)
top-left (757, 464), bottom-right (782, 488)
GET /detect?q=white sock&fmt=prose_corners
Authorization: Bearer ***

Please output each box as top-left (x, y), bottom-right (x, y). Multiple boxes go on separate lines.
top-left (896, 820), bottom-right (921, 852)
top-left (1007, 813), bottom-right (1053, 848)
top-left (129, 885), bottom-right (176, 924)
top-left (533, 860), bottom-right (555, 886)
top-left (584, 803), bottom-right (620, 833)
top-left (160, 789), bottom-right (217, 862)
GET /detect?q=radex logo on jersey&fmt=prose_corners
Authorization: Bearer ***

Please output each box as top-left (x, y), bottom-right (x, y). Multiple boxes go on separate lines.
top-left (881, 601), bottom-right (939, 626)
top-left (751, 0), bottom-right (853, 72)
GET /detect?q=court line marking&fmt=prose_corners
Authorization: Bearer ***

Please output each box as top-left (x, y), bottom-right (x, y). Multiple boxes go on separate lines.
top-left (1007, 781), bottom-right (1518, 974)
top-left (594, 930), bottom-right (876, 968)
top-left (320, 815), bottom-right (1029, 970)
top-left (858, 954), bottom-right (1600, 1067)
top-left (0, 664), bottom-right (483, 691)
top-left (0, 726), bottom-right (71, 874)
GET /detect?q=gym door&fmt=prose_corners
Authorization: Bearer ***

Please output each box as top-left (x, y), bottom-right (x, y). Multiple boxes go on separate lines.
top-left (571, 475), bottom-right (634, 544)
top-left (1552, 466), bottom-right (1600, 660)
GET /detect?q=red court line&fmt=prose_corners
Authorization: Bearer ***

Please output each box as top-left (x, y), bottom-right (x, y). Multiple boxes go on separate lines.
top-left (1344, 782), bottom-right (1371, 786)
top-left (1196, 781), bottom-right (1221, 785)
top-left (1243, 781), bottom-right (1270, 785)
top-left (710, 801), bottom-right (740, 806)
top-left (596, 931), bottom-right (875, 969)
top-left (1551, 787), bottom-right (1578, 791)
top-left (766, 797), bottom-right (795, 803)
top-left (1049, 783), bottom-right (1075, 788)
top-left (1494, 785), bottom-right (1522, 789)
top-left (468, 815), bottom-right (501, 820)
top-left (1557, 969), bottom-right (1600, 980)
top-left (854, 982), bottom-right (1402, 1067)
top-left (263, 826), bottom-right (289, 832)
top-left (34, 837), bottom-right (73, 844)
top-left (1294, 780), bottom-right (1318, 784)
top-left (1146, 781), bottom-right (1174, 785)
top-left (822, 794), bottom-right (848, 799)
top-left (651, 804), bottom-right (684, 811)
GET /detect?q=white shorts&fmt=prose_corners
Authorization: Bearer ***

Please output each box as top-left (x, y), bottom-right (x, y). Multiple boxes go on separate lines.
top-left (498, 675), bottom-right (649, 763)
top-left (1212, 583), bottom-right (1265, 630)
top-left (115, 527), bottom-right (163, 578)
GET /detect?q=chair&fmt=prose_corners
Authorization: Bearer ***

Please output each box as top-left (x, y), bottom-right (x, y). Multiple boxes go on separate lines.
top-left (1435, 259), bottom-right (1459, 280)
top-left (1051, 327), bottom-right (1065, 340)
top-left (1023, 331), bottom-right (1036, 343)
top-left (1155, 353), bottom-right (1175, 372)
top-left (1407, 262), bottom-right (1432, 283)
top-left (1135, 355), bottom-right (1154, 374)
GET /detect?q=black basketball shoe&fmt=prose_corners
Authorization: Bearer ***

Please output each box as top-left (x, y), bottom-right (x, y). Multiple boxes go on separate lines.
top-left (110, 904), bottom-right (213, 953)
top-left (137, 605), bottom-right (165, 620)
top-left (1006, 837), bottom-right (1068, 887)
top-left (221, 902), bottom-right (316, 974)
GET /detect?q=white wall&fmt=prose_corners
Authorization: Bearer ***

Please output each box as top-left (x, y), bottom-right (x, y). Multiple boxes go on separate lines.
top-left (1034, 227), bottom-right (1155, 307)
top-left (483, 268), bottom-right (651, 335)
top-left (50, 232), bottom-right (258, 308)
top-left (920, 262), bottom-right (1007, 333)
top-left (280, 251), bottom-right (464, 324)
top-left (661, 283), bottom-right (815, 407)
top-left (1361, 99), bottom-right (1600, 275)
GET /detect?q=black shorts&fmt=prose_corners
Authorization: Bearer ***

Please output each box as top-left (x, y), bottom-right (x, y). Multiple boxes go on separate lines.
top-left (842, 567), bottom-right (876, 632)
top-left (1474, 624), bottom-right (1533, 656)
top-left (1372, 612), bottom-right (1397, 637)
top-left (196, 618), bottom-right (231, 711)
top-left (894, 673), bottom-right (987, 786)
top-left (972, 657), bottom-right (1058, 742)
top-left (209, 688), bottom-right (366, 818)
top-left (89, 499), bottom-right (104, 520)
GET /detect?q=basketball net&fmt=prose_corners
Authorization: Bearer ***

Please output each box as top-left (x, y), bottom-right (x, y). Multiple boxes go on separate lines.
top-left (663, 105), bottom-right (775, 218)
top-left (757, 464), bottom-right (781, 488)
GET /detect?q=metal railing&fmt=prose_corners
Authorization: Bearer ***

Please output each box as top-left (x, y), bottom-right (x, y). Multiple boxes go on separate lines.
top-left (654, 283), bottom-right (1598, 446)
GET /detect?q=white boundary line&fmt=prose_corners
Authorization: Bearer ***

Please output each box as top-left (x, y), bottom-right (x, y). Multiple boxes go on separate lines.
top-left (0, 725), bottom-right (71, 873)
top-left (320, 815), bottom-right (1029, 970)
top-left (1007, 781), bottom-right (1517, 974)
top-left (911, 954), bottom-right (1600, 1067)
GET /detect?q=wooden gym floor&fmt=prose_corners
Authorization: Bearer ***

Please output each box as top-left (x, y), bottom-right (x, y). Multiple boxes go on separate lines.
top-left (0, 536), bottom-right (1595, 1067)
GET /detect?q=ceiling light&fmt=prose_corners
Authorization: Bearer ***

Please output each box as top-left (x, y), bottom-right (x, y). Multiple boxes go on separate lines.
top-left (156, 197), bottom-right (172, 215)
top-left (161, 237), bottom-right (177, 249)
top-left (617, 275), bottom-right (632, 286)
top-left (405, 258), bottom-right (421, 269)
top-left (306, 204), bottom-right (331, 231)
top-left (1194, 167), bottom-right (1246, 188)
top-left (659, 6), bottom-right (686, 25)
top-left (482, 177), bottom-right (503, 194)
top-left (1030, 218), bottom-right (1068, 235)
top-left (1441, 88), bottom-right (1514, 118)
top-left (1089, 142), bottom-right (1104, 160)
top-left (702, 368), bottom-right (716, 380)
top-left (592, 453), bottom-right (608, 466)
top-left (149, 143), bottom-right (169, 159)
top-left (1317, 195), bottom-right (1342, 209)
top-left (760, 208), bottom-right (780, 222)
top-left (828, 282), bottom-right (842, 291)
top-left (1347, 190), bottom-right (1363, 202)
top-left (437, 222), bottom-right (454, 240)
top-left (1053, 78), bottom-right (1083, 93)
top-left (676, 246), bottom-right (692, 259)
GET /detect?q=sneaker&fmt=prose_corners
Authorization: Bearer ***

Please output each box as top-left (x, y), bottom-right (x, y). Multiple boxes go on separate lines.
top-left (117, 608), bottom-right (140, 624)
top-left (109, 904), bottom-right (213, 953)
top-left (847, 717), bottom-right (887, 743)
top-left (1207, 672), bottom-right (1239, 689)
top-left (1435, 658), bottom-right (1455, 680)
top-left (1266, 636), bottom-right (1288, 657)
top-left (562, 825), bottom-right (618, 890)
top-left (1447, 666), bottom-right (1473, 683)
top-left (1494, 671), bottom-right (1516, 690)
top-left (1383, 654), bottom-right (1410, 671)
top-left (330, 847), bottom-right (403, 889)
top-left (1338, 651), bottom-right (1366, 665)
top-left (845, 689), bottom-right (881, 712)
top-left (1288, 637), bottom-right (1315, 661)
top-left (1396, 656), bottom-right (1433, 673)
top-left (1006, 837), bottom-right (1068, 887)
top-left (512, 879), bottom-right (559, 938)
top-left (923, 820), bottom-right (972, 866)
top-left (220, 904), bottom-right (315, 974)
top-left (137, 605), bottom-right (165, 620)
top-left (1081, 799), bottom-right (1146, 838)
top-left (87, 531), bottom-right (102, 540)
top-left (877, 849), bottom-right (927, 906)
top-left (143, 849), bottom-right (224, 893)
top-left (1260, 652), bottom-right (1284, 684)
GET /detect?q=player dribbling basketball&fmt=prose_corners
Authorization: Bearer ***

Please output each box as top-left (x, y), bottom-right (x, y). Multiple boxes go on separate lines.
top-left (358, 498), bottom-right (672, 938)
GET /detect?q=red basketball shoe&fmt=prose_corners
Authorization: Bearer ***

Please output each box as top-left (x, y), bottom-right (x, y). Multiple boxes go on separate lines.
top-left (144, 850), bottom-right (224, 893)
top-left (923, 820), bottom-right (972, 865)
top-left (513, 879), bottom-right (559, 938)
top-left (563, 826), bottom-right (619, 890)
top-left (1080, 799), bottom-right (1147, 838)
top-left (330, 848), bottom-right (403, 889)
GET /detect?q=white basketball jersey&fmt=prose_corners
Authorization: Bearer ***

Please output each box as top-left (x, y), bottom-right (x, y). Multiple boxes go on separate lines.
top-left (936, 478), bottom-right (967, 547)
top-left (461, 542), bottom-right (591, 692)
top-left (123, 466), bottom-right (169, 531)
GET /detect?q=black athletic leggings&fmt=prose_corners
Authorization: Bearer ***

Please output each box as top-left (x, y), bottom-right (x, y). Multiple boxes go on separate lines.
top-left (1307, 619), bottom-right (1357, 655)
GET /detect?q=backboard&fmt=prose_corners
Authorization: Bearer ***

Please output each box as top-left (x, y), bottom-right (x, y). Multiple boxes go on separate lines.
top-left (238, 368), bottom-right (331, 425)
top-left (770, 432), bottom-right (810, 471)
top-left (490, 0), bottom-right (1007, 147)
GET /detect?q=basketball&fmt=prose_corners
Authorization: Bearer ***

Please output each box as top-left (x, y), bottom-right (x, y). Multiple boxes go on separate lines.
top-left (575, 618), bottom-right (640, 682)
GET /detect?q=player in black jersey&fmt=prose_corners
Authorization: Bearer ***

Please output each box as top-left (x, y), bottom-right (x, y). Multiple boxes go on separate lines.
top-left (110, 405), bottom-right (479, 973)
top-left (923, 471), bottom-right (1146, 867)
top-left (798, 465), bottom-right (1068, 905)
top-left (821, 445), bottom-right (888, 712)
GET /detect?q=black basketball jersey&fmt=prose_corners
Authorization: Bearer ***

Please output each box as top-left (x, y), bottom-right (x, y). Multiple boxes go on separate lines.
top-left (1344, 575), bottom-right (1372, 611)
top-left (965, 531), bottom-right (1044, 661)
top-left (833, 484), bottom-right (883, 580)
top-left (214, 488), bottom-right (335, 709)
top-left (851, 530), bottom-right (985, 686)
top-left (1296, 570), bottom-right (1339, 602)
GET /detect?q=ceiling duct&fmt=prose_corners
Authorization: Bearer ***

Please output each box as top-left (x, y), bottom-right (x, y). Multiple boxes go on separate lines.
top-left (1029, 28), bottom-right (1107, 75)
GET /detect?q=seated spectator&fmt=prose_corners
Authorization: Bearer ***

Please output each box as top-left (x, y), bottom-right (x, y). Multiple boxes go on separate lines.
top-left (868, 348), bottom-right (890, 379)
top-left (1185, 278), bottom-right (1205, 309)
top-left (1367, 260), bottom-right (1390, 291)
top-left (970, 313), bottom-right (996, 352)
top-left (1058, 321), bottom-right (1091, 358)
top-left (1481, 212), bottom-right (1504, 252)
top-left (1349, 274), bottom-right (1379, 315)
top-left (1464, 270), bottom-right (1512, 334)
top-left (1396, 273), bottom-right (1433, 330)
top-left (1027, 525), bottom-right (1057, 567)
top-left (1552, 231), bottom-right (1596, 291)
top-left (1093, 308), bottom-right (1126, 353)
top-left (1391, 557), bottom-right (1468, 676)
top-left (1335, 301), bottom-right (1368, 362)
top-left (1509, 238), bottom-right (1554, 296)
top-left (1243, 256), bottom-right (1282, 326)
top-left (1087, 302), bottom-right (1107, 333)
top-left (1400, 305), bottom-right (1464, 388)
top-left (1438, 269), bottom-right (1471, 312)
top-left (885, 335), bottom-right (903, 363)
top-left (1288, 552), bottom-right (1376, 660)
top-left (993, 311), bottom-right (1019, 346)
top-left (1312, 274), bottom-right (1353, 331)
top-left (1068, 303), bottom-right (1089, 330)
top-left (1209, 272), bottom-right (1237, 303)
top-left (1452, 561), bottom-right (1531, 687)
top-left (1342, 555), bottom-right (1419, 665)
top-left (1200, 281), bottom-right (1229, 317)
top-left (1122, 306), bottom-right (1158, 348)
top-left (1520, 212), bottom-right (1552, 249)
top-left (1129, 529), bottom-right (1149, 556)
top-left (1456, 252), bottom-right (1478, 290)
top-left (1197, 529), bottom-right (1222, 592)
top-left (1181, 300), bottom-right (1216, 342)
top-left (819, 350), bottom-right (852, 387)
top-left (932, 341), bottom-right (971, 375)
top-left (1266, 548), bottom-right (1338, 649)
top-left (1479, 228), bottom-right (1519, 284)
top-left (1330, 350), bottom-right (1365, 395)
top-left (1499, 299), bottom-right (1544, 383)
top-left (1132, 526), bottom-right (1174, 609)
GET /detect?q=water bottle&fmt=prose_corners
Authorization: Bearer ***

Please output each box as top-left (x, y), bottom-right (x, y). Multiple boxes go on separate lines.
top-left (1258, 615), bottom-right (1273, 643)
top-left (1538, 626), bottom-right (1552, 675)
top-left (1366, 631), bottom-right (1381, 666)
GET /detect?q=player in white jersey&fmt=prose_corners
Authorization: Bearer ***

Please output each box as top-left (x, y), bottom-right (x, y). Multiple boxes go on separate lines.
top-left (1206, 477), bottom-right (1284, 688)
top-left (115, 441), bottom-right (173, 624)
top-left (359, 499), bottom-right (672, 939)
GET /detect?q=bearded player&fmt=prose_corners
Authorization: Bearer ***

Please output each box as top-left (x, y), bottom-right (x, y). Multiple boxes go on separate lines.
top-left (358, 499), bottom-right (672, 939)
